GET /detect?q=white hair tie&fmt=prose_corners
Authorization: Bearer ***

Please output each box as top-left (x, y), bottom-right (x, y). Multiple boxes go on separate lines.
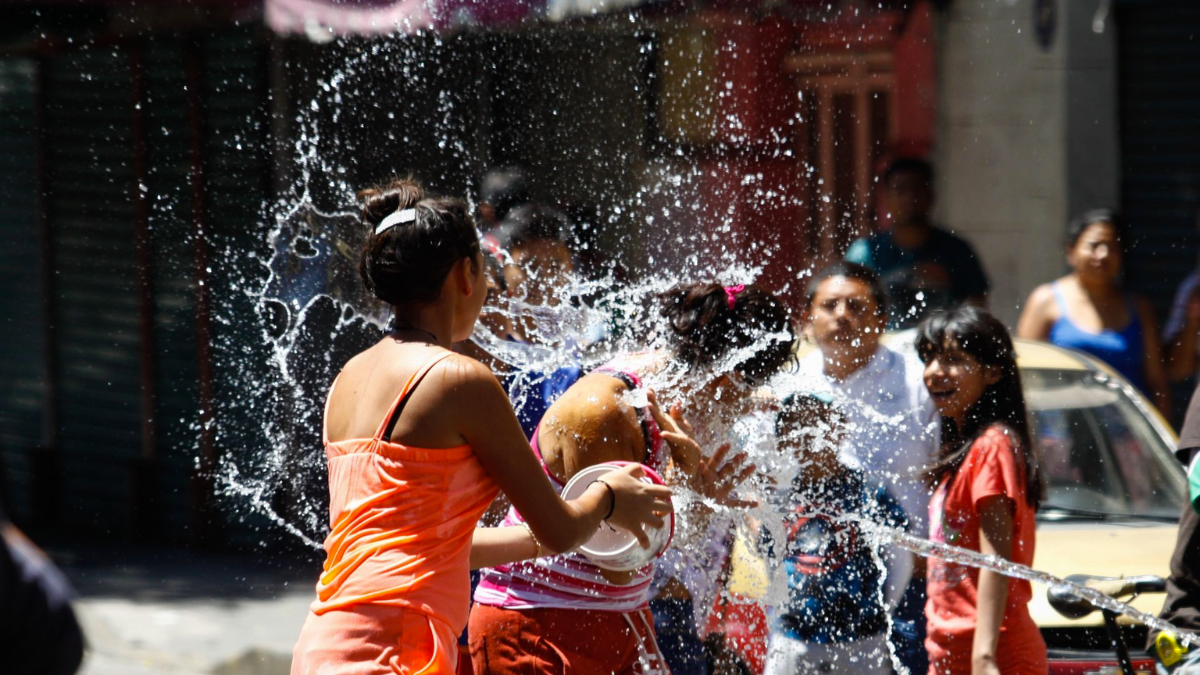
top-left (375, 208), bottom-right (417, 235)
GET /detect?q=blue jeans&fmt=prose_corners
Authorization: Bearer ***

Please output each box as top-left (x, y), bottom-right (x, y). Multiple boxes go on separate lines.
top-left (890, 577), bottom-right (929, 675)
top-left (650, 597), bottom-right (708, 675)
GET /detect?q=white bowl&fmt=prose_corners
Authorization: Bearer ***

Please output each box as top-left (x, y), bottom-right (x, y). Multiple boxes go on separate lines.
top-left (560, 462), bottom-right (674, 572)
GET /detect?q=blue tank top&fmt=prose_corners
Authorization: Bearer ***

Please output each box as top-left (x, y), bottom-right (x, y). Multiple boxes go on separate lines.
top-left (1048, 282), bottom-right (1145, 392)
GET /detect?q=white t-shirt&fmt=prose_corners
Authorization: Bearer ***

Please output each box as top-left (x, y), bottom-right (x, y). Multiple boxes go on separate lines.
top-left (783, 344), bottom-right (940, 534)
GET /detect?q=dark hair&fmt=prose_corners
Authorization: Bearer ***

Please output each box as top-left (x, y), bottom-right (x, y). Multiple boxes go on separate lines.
top-left (358, 178), bottom-right (480, 307)
top-left (804, 261), bottom-right (888, 318)
top-left (658, 283), bottom-right (796, 386)
top-left (775, 392), bottom-right (844, 437)
top-left (1066, 208), bottom-right (1127, 256)
top-left (883, 157), bottom-right (934, 188)
top-left (496, 203), bottom-right (570, 251)
top-left (916, 305), bottom-right (1044, 507)
top-left (479, 167), bottom-right (531, 222)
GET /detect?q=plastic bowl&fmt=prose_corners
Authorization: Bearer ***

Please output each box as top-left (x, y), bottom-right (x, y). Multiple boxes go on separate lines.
top-left (560, 461), bottom-right (675, 572)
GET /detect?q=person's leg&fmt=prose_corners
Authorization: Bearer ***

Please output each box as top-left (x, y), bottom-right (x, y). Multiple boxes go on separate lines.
top-left (825, 633), bottom-right (892, 675)
top-left (763, 633), bottom-right (809, 675)
top-left (890, 577), bottom-right (929, 675)
top-left (650, 597), bottom-right (707, 675)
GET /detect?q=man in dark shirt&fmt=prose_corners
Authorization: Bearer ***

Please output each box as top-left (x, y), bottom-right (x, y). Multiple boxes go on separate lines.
top-left (1150, 382), bottom-right (1200, 674)
top-left (845, 158), bottom-right (990, 329)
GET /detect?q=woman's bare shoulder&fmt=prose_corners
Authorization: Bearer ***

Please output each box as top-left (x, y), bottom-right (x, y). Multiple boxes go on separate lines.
top-left (548, 374), bottom-right (638, 429)
top-left (1023, 282), bottom-right (1059, 311)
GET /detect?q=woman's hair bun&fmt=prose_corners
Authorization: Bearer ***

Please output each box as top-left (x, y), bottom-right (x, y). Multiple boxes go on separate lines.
top-left (657, 282), bottom-right (795, 385)
top-left (357, 177), bottom-right (480, 307)
top-left (359, 179), bottom-right (425, 226)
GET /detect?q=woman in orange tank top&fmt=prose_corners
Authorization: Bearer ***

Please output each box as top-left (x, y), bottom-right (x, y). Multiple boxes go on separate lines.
top-left (290, 179), bottom-right (674, 675)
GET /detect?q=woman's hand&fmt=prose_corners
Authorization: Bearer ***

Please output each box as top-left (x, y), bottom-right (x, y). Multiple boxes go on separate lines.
top-left (648, 391), bottom-right (757, 508)
top-left (594, 463), bottom-right (674, 549)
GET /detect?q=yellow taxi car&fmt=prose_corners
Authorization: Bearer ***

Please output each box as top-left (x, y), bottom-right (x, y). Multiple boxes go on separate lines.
top-left (709, 338), bottom-right (1189, 675)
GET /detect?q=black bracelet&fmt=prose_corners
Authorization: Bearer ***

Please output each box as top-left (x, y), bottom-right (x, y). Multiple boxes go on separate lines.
top-left (591, 479), bottom-right (616, 520)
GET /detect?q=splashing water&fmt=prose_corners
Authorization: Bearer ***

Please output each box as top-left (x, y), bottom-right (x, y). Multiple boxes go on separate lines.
top-left (877, 521), bottom-right (1198, 648)
top-left (205, 31), bottom-right (1192, 662)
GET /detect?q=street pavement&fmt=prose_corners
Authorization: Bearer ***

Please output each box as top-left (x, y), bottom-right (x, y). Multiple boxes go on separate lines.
top-left (43, 540), bottom-right (321, 675)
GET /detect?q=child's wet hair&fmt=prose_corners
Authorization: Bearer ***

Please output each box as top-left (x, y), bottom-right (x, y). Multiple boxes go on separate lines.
top-left (657, 282), bottom-right (796, 386)
top-left (775, 392), bottom-right (844, 439)
top-left (496, 203), bottom-right (570, 250)
top-left (916, 305), bottom-right (1044, 507)
top-left (357, 178), bottom-right (481, 307)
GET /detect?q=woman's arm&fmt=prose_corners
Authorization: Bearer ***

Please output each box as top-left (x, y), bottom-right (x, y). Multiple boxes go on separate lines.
top-left (1135, 297), bottom-right (1172, 416)
top-left (1015, 284), bottom-right (1056, 341)
top-left (449, 357), bottom-right (672, 556)
top-left (973, 494), bottom-right (1016, 675)
top-left (470, 526), bottom-right (536, 570)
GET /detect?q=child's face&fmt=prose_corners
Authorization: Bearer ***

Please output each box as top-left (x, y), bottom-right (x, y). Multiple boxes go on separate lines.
top-left (922, 339), bottom-right (1000, 424)
top-left (504, 239), bottom-right (573, 307)
top-left (778, 408), bottom-right (846, 477)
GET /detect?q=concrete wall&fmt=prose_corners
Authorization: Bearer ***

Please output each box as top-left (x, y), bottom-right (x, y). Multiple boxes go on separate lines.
top-left (933, 0), bottom-right (1119, 327)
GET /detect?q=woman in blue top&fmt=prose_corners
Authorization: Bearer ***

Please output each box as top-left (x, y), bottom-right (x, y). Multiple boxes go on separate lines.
top-left (1017, 209), bottom-right (1170, 414)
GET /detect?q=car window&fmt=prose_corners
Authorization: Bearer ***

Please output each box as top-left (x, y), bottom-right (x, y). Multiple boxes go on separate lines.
top-left (1023, 369), bottom-right (1186, 520)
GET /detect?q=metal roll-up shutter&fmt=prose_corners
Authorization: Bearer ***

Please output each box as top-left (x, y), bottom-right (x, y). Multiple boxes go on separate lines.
top-left (199, 27), bottom-right (274, 544)
top-left (1118, 1), bottom-right (1200, 309)
top-left (43, 47), bottom-right (143, 534)
top-left (143, 35), bottom-right (201, 541)
top-left (0, 58), bottom-right (44, 521)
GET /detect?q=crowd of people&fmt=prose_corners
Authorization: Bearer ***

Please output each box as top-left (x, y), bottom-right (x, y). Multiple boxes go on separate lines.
top-left (286, 164), bottom-right (1200, 675)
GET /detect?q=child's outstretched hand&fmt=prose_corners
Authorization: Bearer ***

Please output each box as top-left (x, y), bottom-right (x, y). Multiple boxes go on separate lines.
top-left (598, 463), bottom-right (674, 549)
top-left (647, 390), bottom-right (703, 477)
top-left (694, 443), bottom-right (758, 508)
top-left (647, 390), bottom-right (758, 509)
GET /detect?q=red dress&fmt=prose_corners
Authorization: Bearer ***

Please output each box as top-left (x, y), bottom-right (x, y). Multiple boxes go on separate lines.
top-left (925, 426), bottom-right (1048, 675)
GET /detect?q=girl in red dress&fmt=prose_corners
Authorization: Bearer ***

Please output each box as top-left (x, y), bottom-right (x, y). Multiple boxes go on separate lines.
top-left (916, 305), bottom-right (1048, 675)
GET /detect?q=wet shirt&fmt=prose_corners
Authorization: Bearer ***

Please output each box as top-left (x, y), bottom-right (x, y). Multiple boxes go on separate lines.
top-left (926, 427), bottom-right (1046, 675)
top-left (845, 227), bottom-right (989, 329)
top-left (312, 354), bottom-right (501, 634)
top-left (795, 346), bottom-right (940, 535)
top-left (496, 338), bottom-right (582, 441)
top-left (502, 364), bottom-right (582, 440)
top-left (764, 469), bottom-right (908, 644)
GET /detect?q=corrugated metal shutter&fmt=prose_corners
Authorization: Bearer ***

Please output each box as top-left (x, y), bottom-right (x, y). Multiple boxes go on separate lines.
top-left (43, 47), bottom-right (144, 534)
top-left (199, 27), bottom-right (274, 544)
top-left (143, 35), bottom-right (201, 540)
top-left (0, 58), bottom-right (44, 521)
top-left (0, 25), bottom-right (270, 543)
top-left (1118, 1), bottom-right (1200, 308)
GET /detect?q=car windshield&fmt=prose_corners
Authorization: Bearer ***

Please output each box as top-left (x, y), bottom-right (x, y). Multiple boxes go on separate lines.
top-left (1023, 369), bottom-right (1187, 521)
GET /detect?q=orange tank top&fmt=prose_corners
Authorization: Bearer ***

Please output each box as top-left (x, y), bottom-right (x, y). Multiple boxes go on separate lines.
top-left (312, 352), bottom-right (500, 633)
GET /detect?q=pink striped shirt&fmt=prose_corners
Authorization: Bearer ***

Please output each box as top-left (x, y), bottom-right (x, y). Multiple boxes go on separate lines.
top-left (474, 361), bottom-right (667, 612)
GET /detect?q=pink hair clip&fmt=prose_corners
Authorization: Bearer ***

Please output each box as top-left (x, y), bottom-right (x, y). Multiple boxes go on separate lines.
top-left (724, 284), bottom-right (745, 310)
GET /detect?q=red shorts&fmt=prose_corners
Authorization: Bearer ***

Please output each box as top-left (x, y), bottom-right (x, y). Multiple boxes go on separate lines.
top-left (468, 604), bottom-right (663, 675)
